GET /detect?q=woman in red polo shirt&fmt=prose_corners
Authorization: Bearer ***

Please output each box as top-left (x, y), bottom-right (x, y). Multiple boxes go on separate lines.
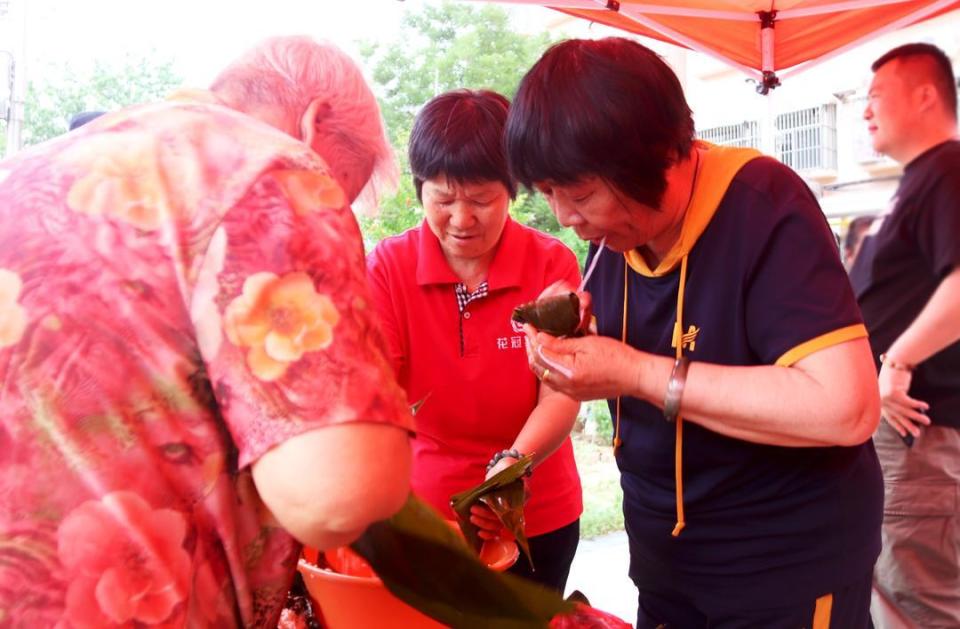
top-left (366, 89), bottom-right (583, 592)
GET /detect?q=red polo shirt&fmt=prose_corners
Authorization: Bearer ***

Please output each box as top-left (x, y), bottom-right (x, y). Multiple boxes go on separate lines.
top-left (367, 217), bottom-right (583, 537)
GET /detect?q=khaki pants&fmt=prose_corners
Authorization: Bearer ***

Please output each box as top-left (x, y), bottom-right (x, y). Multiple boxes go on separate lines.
top-left (871, 422), bottom-right (960, 629)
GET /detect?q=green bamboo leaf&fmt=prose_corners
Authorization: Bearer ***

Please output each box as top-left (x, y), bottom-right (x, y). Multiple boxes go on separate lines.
top-left (566, 590), bottom-right (591, 606)
top-left (479, 482), bottom-right (533, 571)
top-left (450, 455), bottom-right (533, 557)
top-left (350, 495), bottom-right (572, 628)
top-left (411, 391), bottom-right (432, 416)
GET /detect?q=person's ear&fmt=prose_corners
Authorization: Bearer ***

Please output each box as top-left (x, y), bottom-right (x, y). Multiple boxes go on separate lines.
top-left (914, 83), bottom-right (939, 113)
top-left (299, 96), bottom-right (332, 148)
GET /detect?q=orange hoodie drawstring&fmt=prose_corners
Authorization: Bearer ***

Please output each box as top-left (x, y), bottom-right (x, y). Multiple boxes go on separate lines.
top-left (614, 143), bottom-right (764, 539)
top-left (613, 264), bottom-right (628, 455)
top-left (614, 254), bottom-right (689, 537)
top-left (669, 254), bottom-right (689, 537)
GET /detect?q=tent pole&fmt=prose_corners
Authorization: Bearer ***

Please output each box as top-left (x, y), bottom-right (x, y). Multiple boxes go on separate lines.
top-left (762, 89), bottom-right (777, 156)
top-left (757, 8), bottom-right (779, 156)
top-left (756, 11), bottom-right (781, 94)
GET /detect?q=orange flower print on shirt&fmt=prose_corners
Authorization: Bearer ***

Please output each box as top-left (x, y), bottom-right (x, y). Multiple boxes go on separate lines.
top-left (272, 169), bottom-right (346, 215)
top-left (56, 491), bottom-right (191, 628)
top-left (0, 268), bottom-right (27, 348)
top-left (0, 100), bottom-right (416, 627)
top-left (224, 271), bottom-right (340, 381)
top-left (63, 132), bottom-right (169, 231)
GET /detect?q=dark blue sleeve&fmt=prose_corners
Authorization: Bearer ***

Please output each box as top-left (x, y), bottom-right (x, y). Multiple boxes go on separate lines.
top-left (742, 164), bottom-right (865, 365)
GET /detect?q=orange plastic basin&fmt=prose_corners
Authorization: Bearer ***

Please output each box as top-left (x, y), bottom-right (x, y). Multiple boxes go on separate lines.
top-left (298, 525), bottom-right (519, 629)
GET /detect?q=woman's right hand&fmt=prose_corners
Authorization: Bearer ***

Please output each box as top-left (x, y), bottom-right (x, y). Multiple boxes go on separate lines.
top-left (524, 326), bottom-right (641, 402)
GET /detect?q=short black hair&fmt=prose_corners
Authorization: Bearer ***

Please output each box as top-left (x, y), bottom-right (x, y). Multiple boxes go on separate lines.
top-left (872, 42), bottom-right (957, 119)
top-left (505, 38), bottom-right (695, 209)
top-left (843, 215), bottom-right (875, 255)
top-left (409, 89), bottom-right (516, 203)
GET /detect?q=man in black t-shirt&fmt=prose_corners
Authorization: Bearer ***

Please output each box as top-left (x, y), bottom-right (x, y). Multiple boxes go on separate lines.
top-left (852, 42), bottom-right (960, 628)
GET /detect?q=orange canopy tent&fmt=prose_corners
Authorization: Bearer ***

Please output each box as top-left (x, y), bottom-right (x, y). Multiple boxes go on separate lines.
top-left (466, 0), bottom-right (959, 92)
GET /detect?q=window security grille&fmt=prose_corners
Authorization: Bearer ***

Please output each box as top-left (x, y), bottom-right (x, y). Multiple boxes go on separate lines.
top-left (775, 104), bottom-right (837, 172)
top-left (698, 121), bottom-right (761, 149)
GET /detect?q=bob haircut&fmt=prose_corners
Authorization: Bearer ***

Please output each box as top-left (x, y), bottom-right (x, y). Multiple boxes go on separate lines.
top-left (872, 42), bottom-right (958, 121)
top-left (409, 89), bottom-right (517, 203)
top-left (506, 38), bottom-right (695, 209)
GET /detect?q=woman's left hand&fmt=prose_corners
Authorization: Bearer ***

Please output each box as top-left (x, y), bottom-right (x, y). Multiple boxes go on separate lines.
top-left (524, 326), bottom-right (638, 401)
top-left (468, 462), bottom-right (509, 541)
top-left (472, 456), bottom-right (531, 540)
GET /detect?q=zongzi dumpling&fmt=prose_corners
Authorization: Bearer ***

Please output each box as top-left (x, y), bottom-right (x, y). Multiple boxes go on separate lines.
top-left (512, 292), bottom-right (581, 337)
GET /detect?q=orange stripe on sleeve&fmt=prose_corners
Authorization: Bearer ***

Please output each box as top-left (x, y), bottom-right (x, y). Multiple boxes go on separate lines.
top-left (775, 324), bottom-right (868, 367)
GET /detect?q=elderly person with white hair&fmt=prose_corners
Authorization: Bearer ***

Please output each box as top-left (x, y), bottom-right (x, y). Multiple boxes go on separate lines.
top-left (0, 36), bottom-right (412, 627)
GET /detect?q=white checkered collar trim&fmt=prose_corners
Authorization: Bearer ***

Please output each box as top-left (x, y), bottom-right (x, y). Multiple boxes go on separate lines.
top-left (454, 281), bottom-right (489, 313)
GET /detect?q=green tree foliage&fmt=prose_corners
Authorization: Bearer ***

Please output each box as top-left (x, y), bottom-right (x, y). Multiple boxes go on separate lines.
top-left (357, 2), bottom-right (588, 263)
top-left (21, 53), bottom-right (181, 147)
top-left (359, 2), bottom-right (553, 147)
top-left (511, 189), bottom-right (589, 264)
top-left (360, 127), bottom-right (422, 249)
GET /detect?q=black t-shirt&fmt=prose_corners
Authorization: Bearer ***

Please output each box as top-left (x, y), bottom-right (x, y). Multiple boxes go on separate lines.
top-left (850, 140), bottom-right (960, 427)
top-left (586, 157), bottom-right (882, 612)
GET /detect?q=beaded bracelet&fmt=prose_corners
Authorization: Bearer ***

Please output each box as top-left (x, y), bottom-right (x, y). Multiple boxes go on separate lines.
top-left (879, 353), bottom-right (915, 372)
top-left (486, 448), bottom-right (524, 473)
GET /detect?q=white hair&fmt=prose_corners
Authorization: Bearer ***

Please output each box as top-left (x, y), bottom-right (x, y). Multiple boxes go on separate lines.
top-left (211, 36), bottom-right (397, 212)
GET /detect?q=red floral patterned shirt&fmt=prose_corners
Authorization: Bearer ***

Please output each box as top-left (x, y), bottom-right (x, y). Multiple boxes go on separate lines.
top-left (0, 98), bottom-right (412, 628)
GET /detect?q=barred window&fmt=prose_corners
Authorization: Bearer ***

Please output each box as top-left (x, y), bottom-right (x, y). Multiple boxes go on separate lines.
top-left (698, 120), bottom-right (761, 149)
top-left (775, 104), bottom-right (837, 172)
